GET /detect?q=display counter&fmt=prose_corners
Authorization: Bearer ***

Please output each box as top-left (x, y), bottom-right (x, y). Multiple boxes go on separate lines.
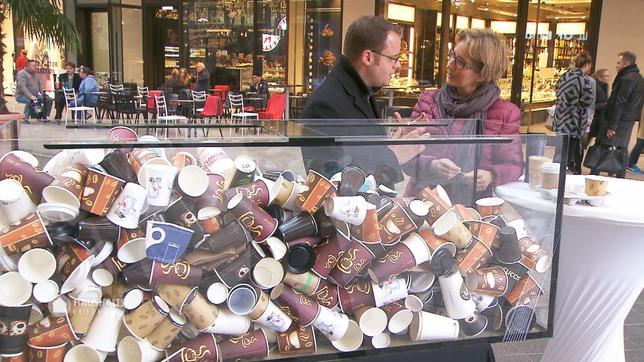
top-left (0, 124), bottom-right (563, 361)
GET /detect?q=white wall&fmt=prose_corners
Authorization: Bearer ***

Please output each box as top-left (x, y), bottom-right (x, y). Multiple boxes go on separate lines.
top-left (2, 11), bottom-right (15, 94)
top-left (596, 0), bottom-right (644, 87)
top-left (341, 0), bottom-right (375, 51)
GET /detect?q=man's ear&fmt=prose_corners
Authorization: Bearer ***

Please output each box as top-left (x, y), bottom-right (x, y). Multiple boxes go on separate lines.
top-left (360, 50), bottom-right (374, 67)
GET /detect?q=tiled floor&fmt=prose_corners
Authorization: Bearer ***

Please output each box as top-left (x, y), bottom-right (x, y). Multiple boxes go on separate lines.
top-left (492, 290), bottom-right (644, 362)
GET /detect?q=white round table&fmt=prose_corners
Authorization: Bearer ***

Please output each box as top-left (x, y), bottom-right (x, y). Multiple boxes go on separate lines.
top-left (496, 176), bottom-right (644, 362)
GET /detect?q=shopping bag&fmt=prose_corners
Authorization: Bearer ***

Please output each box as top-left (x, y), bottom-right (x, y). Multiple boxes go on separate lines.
top-left (30, 99), bottom-right (44, 118)
top-left (583, 142), bottom-right (627, 174)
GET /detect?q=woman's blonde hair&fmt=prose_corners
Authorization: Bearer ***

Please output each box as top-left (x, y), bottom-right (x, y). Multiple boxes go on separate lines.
top-left (456, 29), bottom-right (509, 84)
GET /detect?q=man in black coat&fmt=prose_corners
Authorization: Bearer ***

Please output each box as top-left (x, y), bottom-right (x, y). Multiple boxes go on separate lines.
top-left (301, 16), bottom-right (404, 187)
top-left (54, 62), bottom-right (81, 121)
top-left (593, 51), bottom-right (644, 177)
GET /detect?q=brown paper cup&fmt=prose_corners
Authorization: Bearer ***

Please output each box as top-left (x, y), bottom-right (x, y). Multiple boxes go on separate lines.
top-left (149, 260), bottom-right (203, 286)
top-left (0, 154), bottom-right (54, 204)
top-left (349, 204), bottom-right (381, 244)
top-left (506, 274), bottom-right (544, 306)
top-left (156, 284), bottom-right (197, 311)
top-left (227, 194), bottom-right (278, 242)
top-left (311, 233), bottom-right (351, 279)
top-left (42, 163), bottom-right (88, 209)
top-left (337, 281), bottom-right (375, 313)
top-left (27, 342), bottom-right (67, 362)
top-left (417, 186), bottom-right (450, 225)
top-left (182, 291), bottom-right (220, 331)
top-left (195, 173), bottom-right (226, 219)
top-left (367, 241), bottom-right (417, 284)
top-left (123, 295), bottom-right (170, 340)
top-left (276, 325), bottom-right (317, 355)
top-left (518, 237), bottom-right (552, 273)
top-left (328, 239), bottom-right (376, 287)
top-left (585, 175), bottom-right (608, 196)
top-left (456, 238), bottom-right (493, 275)
top-left (296, 170), bottom-right (337, 214)
top-left (282, 271), bottom-right (321, 296)
top-left (0, 212), bottom-right (52, 255)
top-left (81, 168), bottom-right (125, 216)
top-left (218, 329), bottom-right (269, 362)
top-left (432, 211), bottom-right (472, 249)
top-left (27, 316), bottom-right (74, 347)
top-left (464, 265), bottom-right (509, 297)
top-left (270, 284), bottom-right (321, 327)
top-left (377, 200), bottom-right (417, 246)
top-left (146, 309), bottom-right (186, 350)
top-left (475, 197), bottom-right (504, 218)
top-left (311, 279), bottom-right (339, 309)
top-left (66, 297), bottom-right (100, 338)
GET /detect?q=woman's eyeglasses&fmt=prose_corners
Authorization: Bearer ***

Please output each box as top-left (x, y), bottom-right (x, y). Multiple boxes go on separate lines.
top-left (370, 49), bottom-right (401, 64)
top-left (448, 50), bottom-right (482, 72)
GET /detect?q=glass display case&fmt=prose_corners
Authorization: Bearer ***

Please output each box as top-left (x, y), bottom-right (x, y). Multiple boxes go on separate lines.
top-left (0, 123), bottom-right (564, 361)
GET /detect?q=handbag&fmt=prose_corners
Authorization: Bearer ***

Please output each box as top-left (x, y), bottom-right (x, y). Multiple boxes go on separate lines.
top-left (583, 141), bottom-right (627, 174)
top-left (30, 99), bottom-right (44, 118)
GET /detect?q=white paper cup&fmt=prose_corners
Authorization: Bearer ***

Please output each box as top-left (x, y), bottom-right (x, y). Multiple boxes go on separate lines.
top-left (0, 179), bottom-right (36, 227)
top-left (409, 311), bottom-right (459, 342)
top-left (330, 319), bottom-right (363, 352)
top-left (107, 183), bottom-right (147, 229)
top-left (0, 271), bottom-right (32, 306)
top-left (252, 257), bottom-right (284, 289)
top-left (265, 236), bottom-right (288, 261)
top-left (372, 278), bottom-right (408, 307)
top-left (432, 211), bottom-right (473, 249)
top-left (438, 269), bottom-right (476, 320)
top-left (64, 344), bottom-right (104, 362)
top-left (1, 150), bottom-right (39, 168)
top-left (17, 248), bottom-right (56, 283)
top-left (82, 300), bottom-right (125, 352)
top-left (0, 245), bottom-right (18, 272)
top-left (206, 282), bottom-right (229, 305)
top-left (388, 308), bottom-right (413, 334)
top-left (355, 306), bottom-right (388, 337)
top-left (33, 279), bottom-right (60, 303)
top-left (91, 268), bottom-right (114, 287)
top-left (371, 332), bottom-right (391, 349)
top-left (252, 299), bottom-right (293, 332)
top-left (227, 284), bottom-right (258, 316)
top-left (142, 164), bottom-right (177, 207)
top-left (67, 149), bottom-right (106, 167)
top-left (324, 196), bottom-right (368, 225)
top-left (177, 165), bottom-right (209, 197)
top-left (29, 304), bottom-right (43, 325)
top-left (312, 305), bottom-right (350, 341)
top-left (201, 307), bottom-right (251, 335)
top-left (401, 232), bottom-right (432, 265)
top-left (118, 335), bottom-right (164, 362)
top-left (404, 295), bottom-right (425, 313)
top-left (70, 278), bottom-right (103, 301)
top-left (48, 295), bottom-right (68, 317)
top-left (91, 241), bottom-right (114, 267)
top-left (123, 288), bottom-right (144, 310)
top-left (198, 147), bottom-right (234, 176)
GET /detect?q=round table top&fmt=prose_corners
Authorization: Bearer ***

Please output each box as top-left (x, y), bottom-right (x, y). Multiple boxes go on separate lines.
top-left (495, 175), bottom-right (644, 226)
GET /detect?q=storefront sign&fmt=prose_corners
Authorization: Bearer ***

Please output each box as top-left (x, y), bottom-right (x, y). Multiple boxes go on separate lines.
top-left (262, 34), bottom-right (281, 52)
top-left (525, 32), bottom-right (588, 41)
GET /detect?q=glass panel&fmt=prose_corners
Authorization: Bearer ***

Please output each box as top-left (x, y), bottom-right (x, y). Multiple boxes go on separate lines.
top-left (91, 12), bottom-right (110, 81)
top-left (122, 8), bottom-right (144, 84)
top-left (523, 0), bottom-right (591, 130)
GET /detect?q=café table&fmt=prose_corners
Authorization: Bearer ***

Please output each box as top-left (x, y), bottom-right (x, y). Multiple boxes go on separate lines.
top-left (495, 175), bottom-right (644, 362)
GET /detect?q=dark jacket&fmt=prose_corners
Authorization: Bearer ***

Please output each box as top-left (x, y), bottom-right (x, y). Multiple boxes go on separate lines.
top-left (249, 79), bottom-right (269, 96)
top-left (300, 56), bottom-right (402, 187)
top-left (57, 73), bottom-right (81, 92)
top-left (606, 64), bottom-right (644, 130)
top-left (192, 69), bottom-right (210, 93)
top-left (589, 79), bottom-right (608, 138)
top-left (161, 78), bottom-right (185, 93)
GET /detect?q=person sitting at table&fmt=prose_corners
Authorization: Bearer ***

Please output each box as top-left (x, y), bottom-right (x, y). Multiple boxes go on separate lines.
top-left (249, 73), bottom-right (269, 96)
top-left (162, 68), bottom-right (185, 93)
top-left (76, 67), bottom-right (99, 109)
top-left (398, 28), bottom-right (523, 204)
top-left (15, 59), bottom-right (53, 123)
top-left (191, 62), bottom-right (210, 93)
top-left (54, 62), bottom-right (81, 123)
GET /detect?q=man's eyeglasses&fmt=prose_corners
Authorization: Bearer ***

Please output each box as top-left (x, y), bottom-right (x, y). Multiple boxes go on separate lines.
top-left (370, 49), bottom-right (401, 63)
top-left (448, 49), bottom-right (482, 72)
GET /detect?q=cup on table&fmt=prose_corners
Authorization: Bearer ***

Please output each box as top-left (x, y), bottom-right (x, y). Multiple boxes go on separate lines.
top-left (540, 162), bottom-right (560, 189)
top-left (0, 304), bottom-right (31, 355)
top-left (106, 182), bottom-right (147, 229)
top-left (296, 170), bottom-right (337, 214)
top-left (0, 154), bottom-right (54, 204)
top-left (585, 175), bottom-right (608, 196)
top-left (0, 179), bottom-right (36, 227)
top-left (0, 212), bottom-right (52, 256)
top-left (528, 156), bottom-right (552, 189)
top-left (409, 311), bottom-right (459, 342)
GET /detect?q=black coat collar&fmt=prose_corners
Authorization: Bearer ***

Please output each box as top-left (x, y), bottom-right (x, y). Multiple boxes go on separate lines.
top-left (331, 56), bottom-right (378, 118)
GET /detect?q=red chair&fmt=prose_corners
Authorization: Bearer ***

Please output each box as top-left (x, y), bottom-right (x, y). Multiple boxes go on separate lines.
top-left (258, 93), bottom-right (287, 120)
top-left (147, 90), bottom-right (163, 115)
top-left (212, 85), bottom-right (231, 103)
top-left (200, 95), bottom-right (223, 137)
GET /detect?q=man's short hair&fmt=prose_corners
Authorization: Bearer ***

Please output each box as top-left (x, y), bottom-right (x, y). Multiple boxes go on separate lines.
top-left (343, 16), bottom-right (400, 61)
top-left (64, 62), bottom-right (76, 69)
top-left (80, 67), bottom-right (93, 76)
top-left (574, 52), bottom-right (592, 69)
top-left (619, 51), bottom-right (637, 65)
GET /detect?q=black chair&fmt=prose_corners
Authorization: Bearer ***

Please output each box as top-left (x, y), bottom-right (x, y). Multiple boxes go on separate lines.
top-left (114, 94), bottom-right (146, 124)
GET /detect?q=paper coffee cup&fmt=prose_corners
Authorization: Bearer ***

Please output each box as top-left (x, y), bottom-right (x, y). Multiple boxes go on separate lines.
top-left (409, 311), bottom-right (459, 342)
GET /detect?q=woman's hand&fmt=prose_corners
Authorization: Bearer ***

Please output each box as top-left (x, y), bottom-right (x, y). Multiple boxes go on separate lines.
top-left (463, 169), bottom-right (495, 192)
top-left (430, 158), bottom-right (462, 181)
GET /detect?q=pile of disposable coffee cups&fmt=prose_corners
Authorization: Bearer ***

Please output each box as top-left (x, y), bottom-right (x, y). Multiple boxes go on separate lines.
top-left (0, 127), bottom-right (553, 361)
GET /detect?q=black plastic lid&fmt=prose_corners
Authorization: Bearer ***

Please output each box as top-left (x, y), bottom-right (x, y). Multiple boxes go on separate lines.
top-left (285, 244), bottom-right (316, 274)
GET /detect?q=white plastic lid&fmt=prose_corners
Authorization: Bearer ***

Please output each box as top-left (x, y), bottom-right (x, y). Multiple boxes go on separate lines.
top-left (541, 162), bottom-right (560, 174)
